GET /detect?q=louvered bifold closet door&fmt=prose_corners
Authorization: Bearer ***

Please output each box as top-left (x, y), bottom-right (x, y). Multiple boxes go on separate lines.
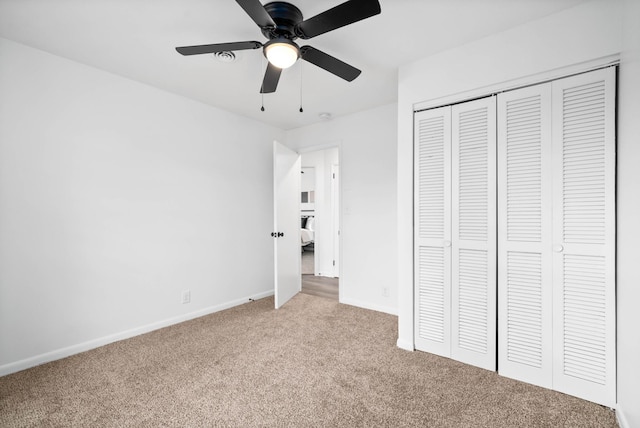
top-left (550, 68), bottom-right (616, 407)
top-left (414, 106), bottom-right (452, 357)
top-left (497, 84), bottom-right (554, 389)
top-left (451, 97), bottom-right (497, 371)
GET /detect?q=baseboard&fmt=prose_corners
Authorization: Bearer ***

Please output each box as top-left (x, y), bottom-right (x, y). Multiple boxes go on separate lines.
top-left (396, 337), bottom-right (414, 351)
top-left (340, 297), bottom-right (397, 316)
top-left (0, 290), bottom-right (274, 377)
top-left (616, 403), bottom-right (631, 428)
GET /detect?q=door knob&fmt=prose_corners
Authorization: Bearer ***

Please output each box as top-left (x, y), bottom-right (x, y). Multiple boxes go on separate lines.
top-left (444, 240), bottom-right (451, 247)
top-left (553, 245), bottom-right (564, 253)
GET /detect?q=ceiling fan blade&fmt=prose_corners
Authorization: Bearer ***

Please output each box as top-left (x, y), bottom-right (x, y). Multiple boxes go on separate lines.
top-left (236, 0), bottom-right (276, 28)
top-left (300, 46), bottom-right (361, 82)
top-left (176, 41), bottom-right (262, 56)
top-left (295, 0), bottom-right (381, 39)
top-left (260, 62), bottom-right (282, 93)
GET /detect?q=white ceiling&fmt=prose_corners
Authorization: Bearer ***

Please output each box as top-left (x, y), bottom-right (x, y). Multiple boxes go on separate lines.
top-left (0, 0), bottom-right (589, 130)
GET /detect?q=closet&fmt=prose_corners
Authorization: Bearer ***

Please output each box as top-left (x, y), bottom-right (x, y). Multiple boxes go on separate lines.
top-left (414, 67), bottom-right (616, 407)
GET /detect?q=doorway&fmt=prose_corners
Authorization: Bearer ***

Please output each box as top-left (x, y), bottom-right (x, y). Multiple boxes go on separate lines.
top-left (298, 147), bottom-right (340, 300)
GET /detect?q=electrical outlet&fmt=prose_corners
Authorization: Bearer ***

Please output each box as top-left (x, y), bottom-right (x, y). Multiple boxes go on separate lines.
top-left (181, 290), bottom-right (191, 304)
top-left (382, 287), bottom-right (389, 297)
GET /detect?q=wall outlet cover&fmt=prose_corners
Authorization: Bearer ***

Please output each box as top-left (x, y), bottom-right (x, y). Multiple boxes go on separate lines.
top-left (181, 290), bottom-right (191, 304)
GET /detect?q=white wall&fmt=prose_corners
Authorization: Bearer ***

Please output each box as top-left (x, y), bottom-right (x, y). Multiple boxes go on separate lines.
top-left (300, 166), bottom-right (315, 212)
top-left (300, 167), bottom-right (315, 192)
top-left (397, 1), bottom-right (639, 426)
top-left (616, 1), bottom-right (640, 426)
top-left (0, 38), bottom-right (283, 374)
top-left (301, 148), bottom-right (339, 277)
top-left (286, 103), bottom-right (398, 314)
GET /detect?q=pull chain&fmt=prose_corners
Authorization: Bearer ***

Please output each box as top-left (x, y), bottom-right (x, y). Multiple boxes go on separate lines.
top-left (299, 61), bottom-right (304, 113)
top-left (260, 55), bottom-right (265, 112)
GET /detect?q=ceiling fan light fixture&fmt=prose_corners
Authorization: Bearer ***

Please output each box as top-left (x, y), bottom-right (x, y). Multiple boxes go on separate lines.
top-left (264, 39), bottom-right (299, 69)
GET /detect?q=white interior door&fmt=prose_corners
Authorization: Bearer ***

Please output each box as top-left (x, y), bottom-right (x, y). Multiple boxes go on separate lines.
top-left (273, 141), bottom-right (301, 309)
top-left (414, 106), bottom-right (452, 358)
top-left (450, 97), bottom-right (497, 371)
top-left (550, 68), bottom-right (616, 407)
top-left (497, 83), bottom-right (554, 389)
top-left (415, 100), bottom-right (497, 371)
top-left (497, 68), bottom-right (616, 407)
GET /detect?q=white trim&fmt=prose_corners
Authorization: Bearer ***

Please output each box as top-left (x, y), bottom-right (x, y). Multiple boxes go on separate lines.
top-left (331, 163), bottom-right (340, 278)
top-left (396, 338), bottom-right (414, 351)
top-left (0, 290), bottom-right (274, 377)
top-left (340, 297), bottom-right (397, 316)
top-left (413, 54), bottom-right (619, 112)
top-left (616, 404), bottom-right (630, 428)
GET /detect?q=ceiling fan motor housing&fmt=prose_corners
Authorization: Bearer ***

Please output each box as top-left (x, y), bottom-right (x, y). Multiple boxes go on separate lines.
top-left (261, 2), bottom-right (303, 40)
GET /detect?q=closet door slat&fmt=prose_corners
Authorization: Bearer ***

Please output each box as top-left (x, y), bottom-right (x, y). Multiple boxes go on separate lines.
top-left (414, 106), bottom-right (452, 357)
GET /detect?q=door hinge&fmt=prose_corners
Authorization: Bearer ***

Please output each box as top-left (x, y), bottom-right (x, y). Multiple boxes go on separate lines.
top-left (333, 173), bottom-right (335, 179)
top-left (333, 260), bottom-right (335, 266)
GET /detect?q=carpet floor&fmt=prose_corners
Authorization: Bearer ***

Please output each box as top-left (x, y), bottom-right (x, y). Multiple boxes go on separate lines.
top-left (0, 294), bottom-right (617, 427)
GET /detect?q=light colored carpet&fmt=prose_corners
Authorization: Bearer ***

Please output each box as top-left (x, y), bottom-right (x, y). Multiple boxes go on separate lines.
top-left (0, 294), bottom-right (617, 427)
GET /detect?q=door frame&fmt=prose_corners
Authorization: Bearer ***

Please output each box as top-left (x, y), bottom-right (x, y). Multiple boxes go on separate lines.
top-left (331, 163), bottom-right (340, 278)
top-left (296, 141), bottom-right (342, 301)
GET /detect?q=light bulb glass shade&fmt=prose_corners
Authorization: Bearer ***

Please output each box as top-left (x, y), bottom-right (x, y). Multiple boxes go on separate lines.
top-left (265, 41), bottom-right (299, 69)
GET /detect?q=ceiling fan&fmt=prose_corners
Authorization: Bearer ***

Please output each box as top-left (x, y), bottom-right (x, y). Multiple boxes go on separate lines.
top-left (176, 0), bottom-right (381, 94)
